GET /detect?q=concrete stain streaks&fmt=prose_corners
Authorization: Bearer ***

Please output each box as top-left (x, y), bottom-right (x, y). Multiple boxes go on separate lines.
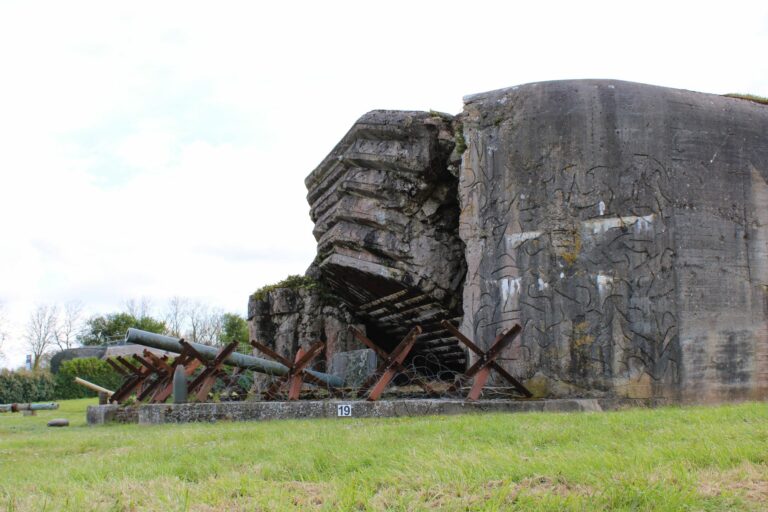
top-left (459, 79), bottom-right (768, 402)
top-left (290, 79), bottom-right (768, 404)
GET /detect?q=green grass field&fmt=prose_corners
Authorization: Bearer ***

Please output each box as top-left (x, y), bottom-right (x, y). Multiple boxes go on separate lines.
top-left (0, 399), bottom-right (765, 511)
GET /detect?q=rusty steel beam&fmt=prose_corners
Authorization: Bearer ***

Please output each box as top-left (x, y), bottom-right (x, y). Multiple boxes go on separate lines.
top-left (350, 326), bottom-right (438, 398)
top-left (252, 340), bottom-right (329, 400)
top-left (441, 320), bottom-right (532, 399)
top-left (363, 326), bottom-right (422, 401)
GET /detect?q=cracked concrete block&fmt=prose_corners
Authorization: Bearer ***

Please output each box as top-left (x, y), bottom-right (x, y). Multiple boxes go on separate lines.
top-left (330, 349), bottom-right (377, 387)
top-left (248, 285), bottom-right (365, 368)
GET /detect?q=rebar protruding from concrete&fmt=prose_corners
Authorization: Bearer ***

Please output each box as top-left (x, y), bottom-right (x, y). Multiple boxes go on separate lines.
top-left (173, 364), bottom-right (188, 404)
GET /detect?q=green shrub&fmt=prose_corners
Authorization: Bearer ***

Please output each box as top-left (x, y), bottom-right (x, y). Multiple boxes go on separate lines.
top-left (54, 358), bottom-right (124, 399)
top-left (428, 109), bottom-right (452, 121)
top-left (454, 122), bottom-right (467, 153)
top-left (0, 370), bottom-right (55, 403)
top-left (49, 347), bottom-right (107, 373)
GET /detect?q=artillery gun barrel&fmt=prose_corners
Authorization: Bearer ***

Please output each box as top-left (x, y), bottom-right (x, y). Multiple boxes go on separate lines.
top-left (74, 377), bottom-right (114, 397)
top-left (0, 402), bottom-right (59, 413)
top-left (125, 328), bottom-right (343, 388)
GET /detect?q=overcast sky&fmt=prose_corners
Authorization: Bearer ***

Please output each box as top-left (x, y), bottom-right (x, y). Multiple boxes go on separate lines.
top-left (1, 0), bottom-right (766, 368)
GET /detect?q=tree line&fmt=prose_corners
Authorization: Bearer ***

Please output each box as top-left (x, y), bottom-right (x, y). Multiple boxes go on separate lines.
top-left (1, 298), bottom-right (249, 370)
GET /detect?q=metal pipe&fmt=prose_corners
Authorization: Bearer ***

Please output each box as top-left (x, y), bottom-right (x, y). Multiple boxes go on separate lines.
top-left (0, 402), bottom-right (59, 413)
top-left (74, 377), bottom-right (114, 397)
top-left (124, 328), bottom-right (343, 388)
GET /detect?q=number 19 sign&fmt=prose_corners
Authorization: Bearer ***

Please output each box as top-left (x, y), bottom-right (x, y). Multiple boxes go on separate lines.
top-left (336, 404), bottom-right (352, 417)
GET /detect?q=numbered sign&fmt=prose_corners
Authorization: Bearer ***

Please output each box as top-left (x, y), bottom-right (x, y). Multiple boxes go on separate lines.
top-left (336, 404), bottom-right (352, 417)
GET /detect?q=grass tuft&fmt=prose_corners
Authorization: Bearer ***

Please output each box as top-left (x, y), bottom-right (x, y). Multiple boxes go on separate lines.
top-left (724, 93), bottom-right (768, 106)
top-left (428, 109), bottom-right (452, 121)
top-left (250, 274), bottom-right (321, 302)
top-left (454, 122), bottom-right (467, 154)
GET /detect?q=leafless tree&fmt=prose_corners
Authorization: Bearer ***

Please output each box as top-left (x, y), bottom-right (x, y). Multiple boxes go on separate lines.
top-left (125, 297), bottom-right (153, 319)
top-left (165, 296), bottom-right (189, 338)
top-left (160, 298), bottom-right (228, 345)
top-left (203, 308), bottom-right (224, 346)
top-left (53, 300), bottom-right (84, 351)
top-left (184, 301), bottom-right (223, 345)
top-left (25, 304), bottom-right (58, 370)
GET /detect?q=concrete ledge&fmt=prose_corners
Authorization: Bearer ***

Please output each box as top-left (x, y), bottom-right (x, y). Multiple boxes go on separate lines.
top-left (86, 398), bottom-right (669, 425)
top-left (86, 404), bottom-right (138, 425)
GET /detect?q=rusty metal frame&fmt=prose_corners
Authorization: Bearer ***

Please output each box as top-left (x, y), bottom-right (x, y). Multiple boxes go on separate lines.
top-left (351, 326), bottom-right (423, 401)
top-left (145, 347), bottom-right (202, 403)
top-left (110, 356), bottom-right (154, 403)
top-left (182, 340), bottom-right (240, 401)
top-left (109, 340), bottom-right (245, 404)
top-left (105, 358), bottom-right (129, 377)
top-left (349, 326), bottom-right (438, 399)
top-left (133, 352), bottom-right (170, 401)
top-left (441, 320), bottom-right (532, 400)
top-left (250, 340), bottom-right (329, 400)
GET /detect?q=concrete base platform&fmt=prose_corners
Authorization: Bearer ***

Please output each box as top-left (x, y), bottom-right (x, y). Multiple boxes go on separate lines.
top-left (87, 397), bottom-right (669, 425)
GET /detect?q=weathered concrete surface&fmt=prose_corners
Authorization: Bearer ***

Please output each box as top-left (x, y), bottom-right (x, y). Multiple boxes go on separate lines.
top-left (243, 79), bottom-right (768, 403)
top-left (88, 397), bottom-right (662, 425)
top-left (305, 111), bottom-right (467, 369)
top-left (329, 348), bottom-right (377, 387)
top-left (459, 80), bottom-right (768, 402)
top-left (86, 403), bottom-right (138, 425)
top-left (247, 286), bottom-right (364, 368)
top-left (50, 346), bottom-right (106, 373)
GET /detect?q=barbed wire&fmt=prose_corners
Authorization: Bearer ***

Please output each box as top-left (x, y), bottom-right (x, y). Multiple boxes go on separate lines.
top-left (241, 354), bottom-right (526, 402)
top-left (113, 338), bottom-right (530, 404)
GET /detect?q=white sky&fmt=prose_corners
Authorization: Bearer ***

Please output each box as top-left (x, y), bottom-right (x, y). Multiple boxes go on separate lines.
top-left (1, 0), bottom-right (766, 368)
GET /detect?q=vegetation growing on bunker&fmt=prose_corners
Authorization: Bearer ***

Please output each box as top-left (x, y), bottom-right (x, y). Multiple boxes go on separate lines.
top-left (724, 93), bottom-right (768, 105)
top-left (251, 275), bottom-right (324, 302)
top-left (453, 122), bottom-right (467, 154)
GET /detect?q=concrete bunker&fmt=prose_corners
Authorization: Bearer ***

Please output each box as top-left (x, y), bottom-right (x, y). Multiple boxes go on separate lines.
top-left (249, 79), bottom-right (768, 403)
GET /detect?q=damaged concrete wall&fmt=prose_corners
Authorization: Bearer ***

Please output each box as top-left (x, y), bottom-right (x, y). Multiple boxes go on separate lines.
top-left (459, 80), bottom-right (768, 401)
top-left (247, 284), bottom-right (364, 369)
top-left (252, 79), bottom-right (766, 403)
top-left (304, 111), bottom-right (467, 369)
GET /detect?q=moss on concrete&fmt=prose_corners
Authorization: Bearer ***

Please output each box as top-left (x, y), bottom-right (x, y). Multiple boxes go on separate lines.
top-left (724, 93), bottom-right (768, 106)
top-left (250, 275), bottom-right (321, 302)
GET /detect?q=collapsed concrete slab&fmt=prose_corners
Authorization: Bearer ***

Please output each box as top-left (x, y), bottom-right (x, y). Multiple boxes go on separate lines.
top-left (304, 110), bottom-right (467, 371)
